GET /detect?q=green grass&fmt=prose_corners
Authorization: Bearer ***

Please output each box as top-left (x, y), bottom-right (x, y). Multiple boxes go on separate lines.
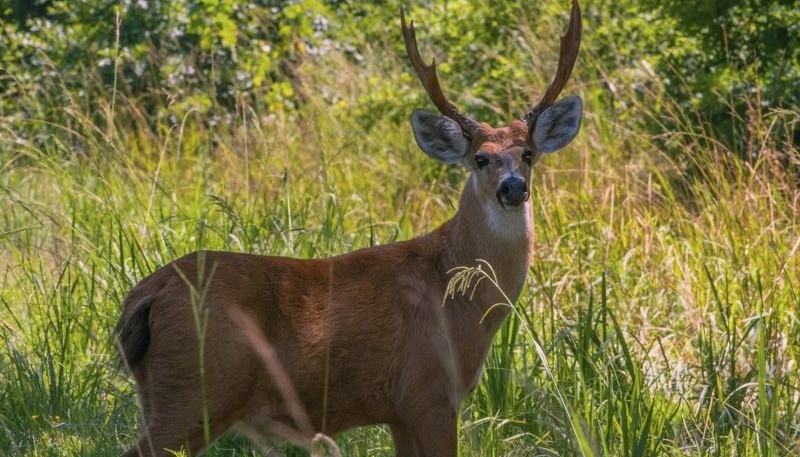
top-left (2, 13), bottom-right (800, 457)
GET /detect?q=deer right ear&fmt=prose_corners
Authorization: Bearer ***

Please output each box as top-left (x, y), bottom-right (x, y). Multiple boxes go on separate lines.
top-left (531, 96), bottom-right (582, 153)
top-left (410, 110), bottom-right (469, 164)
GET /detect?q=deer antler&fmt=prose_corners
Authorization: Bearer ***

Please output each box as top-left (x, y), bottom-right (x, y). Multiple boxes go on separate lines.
top-left (522, 0), bottom-right (583, 128)
top-left (401, 7), bottom-right (479, 137)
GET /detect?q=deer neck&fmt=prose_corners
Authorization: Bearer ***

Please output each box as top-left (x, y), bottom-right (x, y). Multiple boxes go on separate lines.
top-left (439, 174), bottom-right (533, 330)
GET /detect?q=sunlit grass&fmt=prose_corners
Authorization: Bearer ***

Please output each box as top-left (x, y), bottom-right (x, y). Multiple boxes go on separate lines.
top-left (1, 11), bottom-right (799, 457)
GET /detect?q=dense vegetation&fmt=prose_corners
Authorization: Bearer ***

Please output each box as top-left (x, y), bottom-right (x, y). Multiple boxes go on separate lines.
top-left (1, 0), bottom-right (798, 455)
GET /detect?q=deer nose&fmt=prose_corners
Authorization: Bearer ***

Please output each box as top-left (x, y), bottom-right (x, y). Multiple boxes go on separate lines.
top-left (496, 176), bottom-right (529, 208)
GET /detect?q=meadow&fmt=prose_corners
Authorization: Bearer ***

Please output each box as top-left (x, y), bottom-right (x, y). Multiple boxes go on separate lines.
top-left (1, 0), bottom-right (799, 455)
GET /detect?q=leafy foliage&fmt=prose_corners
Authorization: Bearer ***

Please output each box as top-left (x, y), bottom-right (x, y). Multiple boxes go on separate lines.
top-left (2, 0), bottom-right (798, 161)
top-left (1, 1), bottom-right (799, 456)
top-left (590, 0), bottom-right (799, 156)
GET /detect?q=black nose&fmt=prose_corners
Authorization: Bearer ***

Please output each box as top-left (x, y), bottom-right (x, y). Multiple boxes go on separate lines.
top-left (496, 176), bottom-right (529, 207)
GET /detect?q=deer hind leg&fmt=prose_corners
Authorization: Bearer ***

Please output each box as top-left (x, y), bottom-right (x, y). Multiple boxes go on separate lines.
top-left (122, 374), bottom-right (247, 456)
top-left (121, 412), bottom-right (238, 457)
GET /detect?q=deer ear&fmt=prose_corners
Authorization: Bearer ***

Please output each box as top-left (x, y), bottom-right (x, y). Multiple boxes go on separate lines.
top-left (531, 95), bottom-right (582, 153)
top-left (410, 110), bottom-right (469, 164)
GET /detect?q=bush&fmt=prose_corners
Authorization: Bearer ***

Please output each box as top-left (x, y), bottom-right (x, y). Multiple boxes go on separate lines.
top-left (1, 0), bottom-right (798, 162)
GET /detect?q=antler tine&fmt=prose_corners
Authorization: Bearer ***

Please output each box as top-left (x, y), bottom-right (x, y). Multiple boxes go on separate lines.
top-left (401, 7), bottom-right (479, 136)
top-left (522, 0), bottom-right (583, 127)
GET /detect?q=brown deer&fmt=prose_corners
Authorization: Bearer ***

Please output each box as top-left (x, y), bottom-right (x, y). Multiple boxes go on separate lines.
top-left (116, 2), bottom-right (582, 456)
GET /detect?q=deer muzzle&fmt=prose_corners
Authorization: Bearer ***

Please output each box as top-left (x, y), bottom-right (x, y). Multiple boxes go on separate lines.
top-left (496, 176), bottom-right (529, 208)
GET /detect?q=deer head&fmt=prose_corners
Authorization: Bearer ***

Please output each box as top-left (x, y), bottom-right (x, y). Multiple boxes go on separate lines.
top-left (402, 0), bottom-right (582, 212)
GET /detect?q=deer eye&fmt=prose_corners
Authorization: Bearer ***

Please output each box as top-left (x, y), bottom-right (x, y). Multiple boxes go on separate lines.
top-left (474, 154), bottom-right (489, 169)
top-left (522, 149), bottom-right (533, 165)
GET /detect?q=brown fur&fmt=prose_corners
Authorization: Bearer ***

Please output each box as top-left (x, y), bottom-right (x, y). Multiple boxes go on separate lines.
top-left (116, 120), bottom-right (539, 456)
top-left (117, 3), bottom-right (587, 452)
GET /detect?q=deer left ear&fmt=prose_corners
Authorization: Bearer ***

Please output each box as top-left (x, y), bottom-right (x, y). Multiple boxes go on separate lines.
top-left (531, 95), bottom-right (582, 153)
top-left (410, 109), bottom-right (469, 164)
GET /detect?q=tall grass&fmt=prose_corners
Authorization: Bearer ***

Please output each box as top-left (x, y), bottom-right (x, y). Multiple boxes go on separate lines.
top-left (1, 10), bottom-right (799, 457)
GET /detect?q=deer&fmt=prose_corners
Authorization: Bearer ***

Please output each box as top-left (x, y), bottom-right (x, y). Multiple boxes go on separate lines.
top-left (115, 1), bottom-right (582, 456)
